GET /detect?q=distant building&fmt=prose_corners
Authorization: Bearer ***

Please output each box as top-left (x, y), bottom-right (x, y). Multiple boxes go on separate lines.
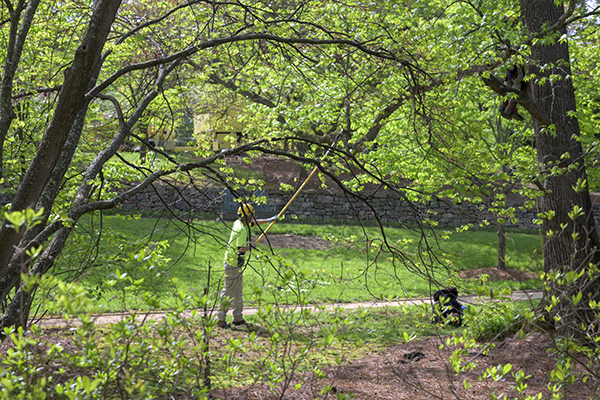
top-left (193, 101), bottom-right (247, 152)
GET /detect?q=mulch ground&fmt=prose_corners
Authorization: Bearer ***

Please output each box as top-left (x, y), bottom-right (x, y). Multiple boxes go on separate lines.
top-left (216, 333), bottom-right (597, 399)
top-left (459, 267), bottom-right (538, 282)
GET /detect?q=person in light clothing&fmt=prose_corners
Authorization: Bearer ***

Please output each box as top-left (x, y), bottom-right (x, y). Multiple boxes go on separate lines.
top-left (217, 203), bottom-right (279, 328)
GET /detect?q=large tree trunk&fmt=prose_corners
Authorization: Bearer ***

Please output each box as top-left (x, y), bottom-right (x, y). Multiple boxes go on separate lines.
top-left (0, 0), bottom-right (122, 278)
top-left (520, 0), bottom-right (600, 335)
top-left (0, 107), bottom-right (90, 308)
top-left (0, 225), bottom-right (74, 335)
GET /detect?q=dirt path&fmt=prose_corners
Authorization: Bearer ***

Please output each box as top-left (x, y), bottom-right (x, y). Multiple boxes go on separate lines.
top-left (35, 290), bottom-right (542, 328)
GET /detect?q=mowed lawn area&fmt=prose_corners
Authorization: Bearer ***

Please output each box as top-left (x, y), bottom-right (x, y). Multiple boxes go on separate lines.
top-left (57, 214), bottom-right (544, 313)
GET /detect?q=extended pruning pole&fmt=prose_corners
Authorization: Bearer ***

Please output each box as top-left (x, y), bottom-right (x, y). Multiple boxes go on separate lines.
top-left (255, 141), bottom-right (337, 245)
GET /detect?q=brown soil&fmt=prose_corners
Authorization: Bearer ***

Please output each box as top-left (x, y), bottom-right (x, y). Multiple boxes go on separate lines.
top-left (227, 156), bottom-right (324, 190)
top-left (226, 155), bottom-right (408, 192)
top-left (28, 262), bottom-right (562, 399)
top-left (459, 267), bottom-right (538, 282)
top-left (218, 333), bottom-right (594, 399)
top-left (208, 267), bottom-right (555, 399)
top-left (31, 323), bottom-right (592, 399)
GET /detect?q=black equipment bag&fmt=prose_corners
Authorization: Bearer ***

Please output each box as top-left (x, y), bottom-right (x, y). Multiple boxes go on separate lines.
top-left (432, 287), bottom-right (464, 326)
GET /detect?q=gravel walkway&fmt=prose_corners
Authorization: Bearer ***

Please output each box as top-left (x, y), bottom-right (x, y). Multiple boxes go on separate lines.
top-left (34, 290), bottom-right (543, 327)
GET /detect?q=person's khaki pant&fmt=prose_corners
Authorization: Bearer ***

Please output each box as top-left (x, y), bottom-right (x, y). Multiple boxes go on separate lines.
top-left (216, 261), bottom-right (244, 323)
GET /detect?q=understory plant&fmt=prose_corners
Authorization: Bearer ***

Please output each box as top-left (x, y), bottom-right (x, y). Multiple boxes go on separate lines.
top-left (450, 270), bottom-right (600, 400)
top-left (0, 256), bottom-right (375, 399)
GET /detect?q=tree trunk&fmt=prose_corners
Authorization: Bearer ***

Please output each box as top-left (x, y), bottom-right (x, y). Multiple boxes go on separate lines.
top-left (0, 0), bottom-right (123, 278)
top-left (0, 225), bottom-right (74, 335)
top-left (0, 0), bottom-right (41, 179)
top-left (497, 223), bottom-right (506, 270)
top-left (520, 0), bottom-right (600, 334)
top-left (0, 106), bottom-right (90, 308)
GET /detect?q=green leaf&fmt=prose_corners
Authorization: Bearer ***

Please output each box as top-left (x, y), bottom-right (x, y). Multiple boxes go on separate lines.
top-left (572, 291), bottom-right (582, 306)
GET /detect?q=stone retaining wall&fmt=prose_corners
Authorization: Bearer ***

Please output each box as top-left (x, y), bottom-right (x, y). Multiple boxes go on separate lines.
top-left (4, 184), bottom-right (597, 231)
top-left (116, 184), bottom-right (544, 231)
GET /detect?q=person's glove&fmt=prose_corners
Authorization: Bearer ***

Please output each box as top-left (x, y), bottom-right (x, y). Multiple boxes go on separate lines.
top-left (267, 214), bottom-right (285, 222)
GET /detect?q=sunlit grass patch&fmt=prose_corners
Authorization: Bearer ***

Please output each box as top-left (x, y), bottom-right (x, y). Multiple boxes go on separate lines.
top-left (54, 214), bottom-right (544, 313)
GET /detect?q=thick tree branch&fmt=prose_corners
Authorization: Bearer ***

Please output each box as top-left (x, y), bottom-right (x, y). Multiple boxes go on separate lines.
top-left (114, 0), bottom-right (203, 46)
top-left (13, 85), bottom-right (63, 100)
top-left (89, 32), bottom-right (413, 100)
top-left (205, 71), bottom-right (277, 109)
top-left (354, 96), bottom-right (408, 149)
top-left (70, 141), bottom-right (267, 217)
top-left (0, 0), bottom-right (123, 277)
top-left (74, 62), bottom-right (180, 211)
top-left (480, 73), bottom-right (552, 126)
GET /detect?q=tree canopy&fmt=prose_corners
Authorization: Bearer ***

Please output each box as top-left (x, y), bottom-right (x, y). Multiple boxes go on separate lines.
top-left (0, 0), bottom-right (599, 338)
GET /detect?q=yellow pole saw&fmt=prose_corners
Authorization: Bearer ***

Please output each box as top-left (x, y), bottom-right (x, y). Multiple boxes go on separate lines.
top-left (255, 141), bottom-right (338, 245)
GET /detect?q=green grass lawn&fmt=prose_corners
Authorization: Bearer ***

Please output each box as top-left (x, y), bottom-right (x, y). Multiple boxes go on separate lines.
top-left (58, 214), bottom-right (544, 313)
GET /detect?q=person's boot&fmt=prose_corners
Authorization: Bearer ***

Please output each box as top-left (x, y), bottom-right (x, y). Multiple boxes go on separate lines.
top-left (505, 100), bottom-right (524, 121)
top-left (218, 320), bottom-right (230, 329)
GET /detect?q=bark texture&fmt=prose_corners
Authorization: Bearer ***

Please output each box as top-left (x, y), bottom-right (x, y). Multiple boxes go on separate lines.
top-left (497, 224), bottom-right (506, 270)
top-left (520, 0), bottom-right (600, 336)
top-left (0, 0), bottom-right (123, 278)
top-left (521, 0), bottom-right (600, 270)
top-left (0, 0), bottom-right (41, 178)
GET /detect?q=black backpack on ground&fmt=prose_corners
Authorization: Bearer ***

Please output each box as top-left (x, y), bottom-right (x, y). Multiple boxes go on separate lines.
top-left (432, 287), bottom-right (464, 327)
